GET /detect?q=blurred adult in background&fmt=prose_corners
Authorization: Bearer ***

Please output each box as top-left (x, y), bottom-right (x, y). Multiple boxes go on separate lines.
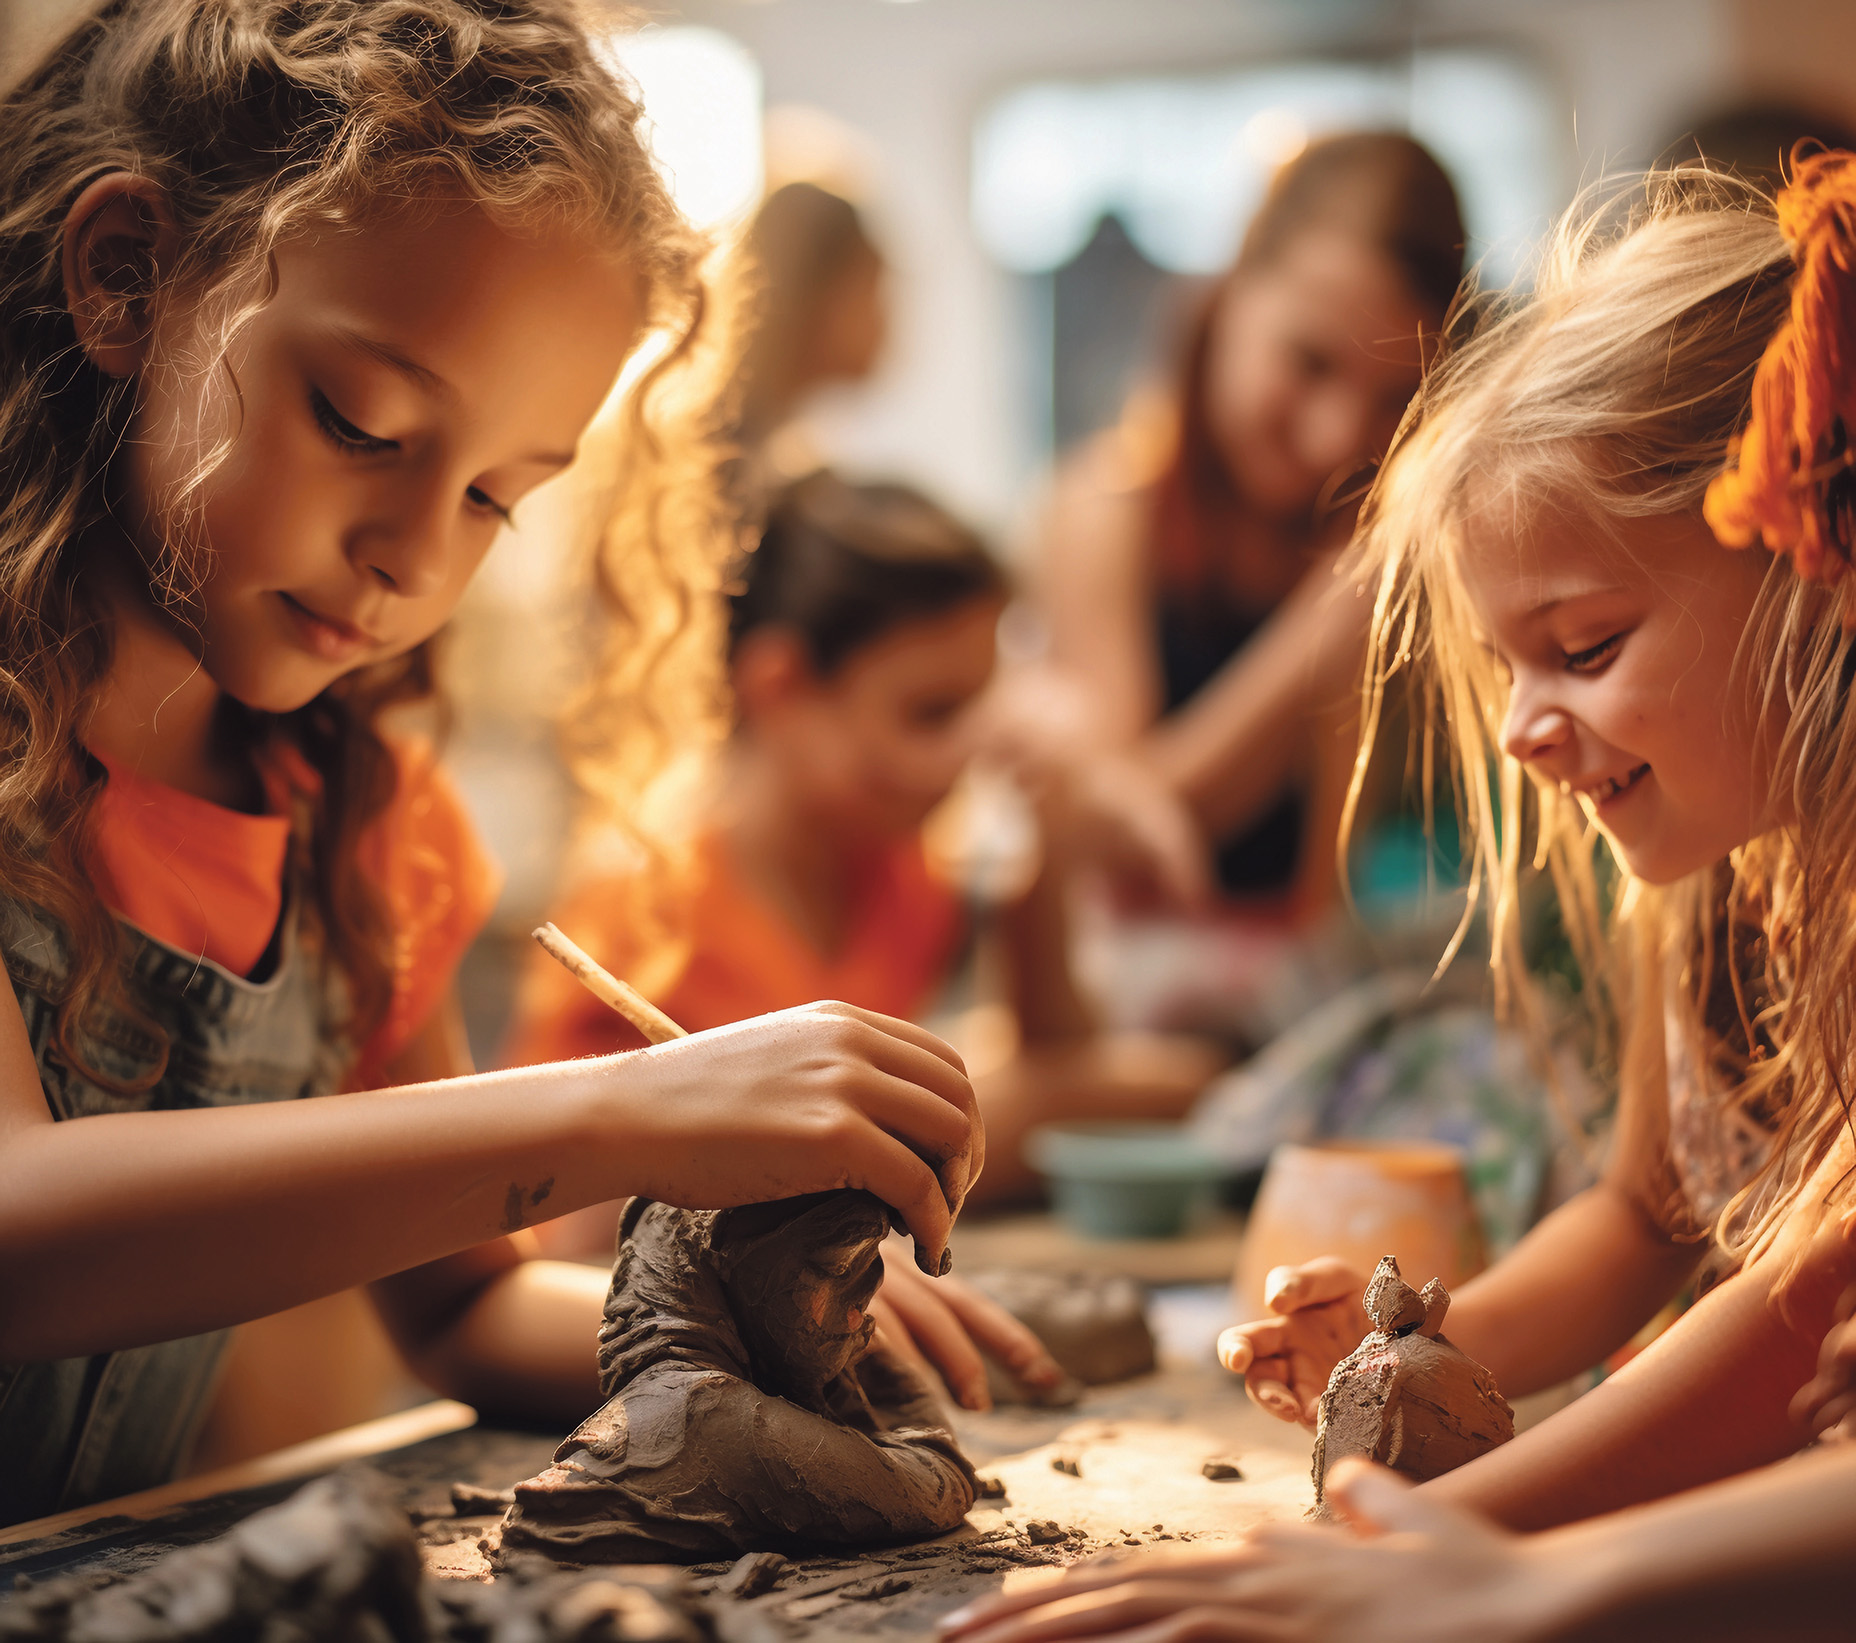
top-left (1022, 133), bottom-right (1464, 928)
top-left (733, 180), bottom-right (889, 492)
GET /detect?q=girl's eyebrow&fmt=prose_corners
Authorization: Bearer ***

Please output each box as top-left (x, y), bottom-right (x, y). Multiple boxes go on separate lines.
top-left (328, 327), bottom-right (579, 468)
top-left (1522, 577), bottom-right (1628, 615)
top-left (333, 327), bottom-right (452, 400)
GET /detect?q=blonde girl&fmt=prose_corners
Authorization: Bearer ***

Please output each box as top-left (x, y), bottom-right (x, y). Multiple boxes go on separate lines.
top-left (941, 152), bottom-right (1856, 1641)
top-left (0, 0), bottom-right (998, 1528)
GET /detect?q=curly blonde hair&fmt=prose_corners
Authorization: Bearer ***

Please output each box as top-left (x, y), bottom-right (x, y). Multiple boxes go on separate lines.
top-left (0, 0), bottom-right (705, 1084)
top-left (1348, 167), bottom-right (1856, 1264)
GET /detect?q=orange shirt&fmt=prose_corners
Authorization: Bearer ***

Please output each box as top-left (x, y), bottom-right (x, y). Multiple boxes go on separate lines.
top-left (504, 829), bottom-right (963, 1064)
top-left (89, 740), bottom-right (501, 1082)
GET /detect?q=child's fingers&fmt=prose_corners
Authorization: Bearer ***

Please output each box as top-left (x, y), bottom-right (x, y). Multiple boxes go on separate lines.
top-left (923, 1269), bottom-right (1066, 1390)
top-left (828, 1008), bottom-right (983, 1202)
top-left (867, 1309), bottom-right (940, 1392)
top-left (854, 1131), bottom-right (957, 1273)
top-left (1809, 1388), bottom-right (1856, 1438)
top-left (1247, 1374), bottom-right (1303, 1422)
top-left (1217, 1317), bottom-right (1291, 1373)
top-left (875, 1266), bottom-right (991, 1410)
top-left (1264, 1258), bottom-right (1363, 1314)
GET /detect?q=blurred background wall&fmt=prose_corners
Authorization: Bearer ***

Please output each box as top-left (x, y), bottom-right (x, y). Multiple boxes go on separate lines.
top-left (3, 0), bottom-right (1852, 1061)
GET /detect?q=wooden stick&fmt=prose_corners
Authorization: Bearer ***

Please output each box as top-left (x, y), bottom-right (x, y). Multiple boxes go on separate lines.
top-left (532, 922), bottom-right (688, 1045)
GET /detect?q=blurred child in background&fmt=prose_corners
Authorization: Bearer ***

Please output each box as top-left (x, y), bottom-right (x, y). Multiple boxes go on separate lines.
top-left (509, 474), bottom-right (1223, 1270)
top-left (733, 180), bottom-right (889, 492)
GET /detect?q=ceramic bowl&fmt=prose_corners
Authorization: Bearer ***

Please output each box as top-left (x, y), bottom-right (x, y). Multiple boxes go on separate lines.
top-left (1027, 1120), bottom-right (1226, 1240)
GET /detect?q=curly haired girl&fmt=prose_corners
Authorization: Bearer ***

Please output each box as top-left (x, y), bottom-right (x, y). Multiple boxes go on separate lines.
top-left (0, 0), bottom-right (986, 1527)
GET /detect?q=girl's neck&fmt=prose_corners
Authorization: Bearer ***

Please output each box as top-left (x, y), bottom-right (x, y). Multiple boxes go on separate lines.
top-left (716, 740), bottom-right (872, 961)
top-left (87, 556), bottom-right (261, 813)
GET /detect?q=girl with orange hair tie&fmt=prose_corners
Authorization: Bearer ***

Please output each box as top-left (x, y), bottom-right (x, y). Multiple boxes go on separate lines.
top-left (936, 149), bottom-right (1856, 1643)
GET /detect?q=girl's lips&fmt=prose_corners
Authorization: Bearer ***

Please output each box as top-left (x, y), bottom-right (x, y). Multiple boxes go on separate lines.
top-left (1590, 762), bottom-right (1650, 812)
top-left (277, 592), bottom-right (376, 663)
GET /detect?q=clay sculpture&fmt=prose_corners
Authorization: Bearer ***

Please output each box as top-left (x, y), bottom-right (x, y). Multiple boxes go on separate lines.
top-left (966, 1269), bottom-right (1155, 1406)
top-left (499, 1191), bottom-right (978, 1563)
top-left (1309, 1256), bottom-right (1513, 1518)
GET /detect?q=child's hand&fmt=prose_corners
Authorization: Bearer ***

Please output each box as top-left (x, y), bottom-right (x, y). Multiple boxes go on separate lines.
top-left (1790, 1280), bottom-right (1856, 1441)
top-left (618, 1002), bottom-right (978, 1272)
top-left (936, 1462), bottom-right (1552, 1643)
top-left (1216, 1258), bottom-right (1369, 1425)
top-left (870, 1244), bottom-right (1068, 1412)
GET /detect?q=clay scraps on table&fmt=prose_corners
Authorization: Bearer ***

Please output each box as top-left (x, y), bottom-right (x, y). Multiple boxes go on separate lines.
top-left (1309, 1256), bottom-right (1513, 1519)
top-left (965, 1269), bottom-right (1156, 1408)
top-left (499, 1191), bottom-right (979, 1564)
top-left (0, 1471), bottom-right (428, 1643)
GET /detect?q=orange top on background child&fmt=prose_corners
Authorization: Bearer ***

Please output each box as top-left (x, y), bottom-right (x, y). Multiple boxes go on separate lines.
top-left (511, 473), bottom-right (1224, 1216)
top-left (0, 0), bottom-right (1022, 1529)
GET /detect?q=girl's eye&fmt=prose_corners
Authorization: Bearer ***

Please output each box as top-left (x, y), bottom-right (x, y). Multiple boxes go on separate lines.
top-left (310, 387), bottom-right (396, 456)
top-left (1564, 633), bottom-right (1623, 674)
top-left (466, 485), bottom-right (513, 525)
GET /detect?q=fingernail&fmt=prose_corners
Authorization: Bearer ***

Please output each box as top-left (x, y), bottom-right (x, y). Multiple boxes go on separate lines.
top-left (938, 1245), bottom-right (954, 1276)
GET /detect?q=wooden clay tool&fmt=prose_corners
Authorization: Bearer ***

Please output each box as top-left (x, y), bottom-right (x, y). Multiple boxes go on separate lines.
top-left (531, 921), bottom-right (688, 1045)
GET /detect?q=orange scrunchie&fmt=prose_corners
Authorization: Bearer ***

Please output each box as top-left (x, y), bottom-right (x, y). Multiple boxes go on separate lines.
top-left (1705, 147), bottom-right (1856, 582)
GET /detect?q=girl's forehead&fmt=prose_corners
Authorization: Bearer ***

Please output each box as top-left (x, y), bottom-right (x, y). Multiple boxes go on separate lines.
top-left (1456, 491), bottom-right (1639, 603)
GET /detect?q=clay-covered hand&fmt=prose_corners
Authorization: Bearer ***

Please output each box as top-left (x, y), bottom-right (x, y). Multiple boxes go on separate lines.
top-left (936, 1462), bottom-right (1561, 1643)
top-left (1217, 1257), bottom-right (1369, 1425)
top-left (870, 1244), bottom-right (1068, 1412)
top-left (1791, 1278), bottom-right (1856, 1441)
top-left (614, 1002), bottom-right (979, 1274)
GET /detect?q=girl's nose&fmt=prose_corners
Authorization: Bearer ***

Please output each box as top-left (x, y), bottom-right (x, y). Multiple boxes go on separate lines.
top-left (1500, 685), bottom-right (1574, 767)
top-left (353, 490), bottom-right (454, 600)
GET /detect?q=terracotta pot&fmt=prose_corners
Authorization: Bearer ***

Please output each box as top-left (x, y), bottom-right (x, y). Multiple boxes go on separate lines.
top-left (1235, 1140), bottom-right (1485, 1320)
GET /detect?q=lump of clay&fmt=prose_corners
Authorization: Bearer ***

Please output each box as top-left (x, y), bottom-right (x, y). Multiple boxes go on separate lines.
top-left (0, 1470), bottom-right (425, 1643)
top-left (965, 1269), bottom-right (1155, 1406)
top-left (1309, 1256), bottom-right (1513, 1519)
top-left (500, 1191), bottom-right (978, 1564)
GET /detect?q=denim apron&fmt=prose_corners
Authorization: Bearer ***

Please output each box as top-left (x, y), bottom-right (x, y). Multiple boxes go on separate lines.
top-left (0, 893), bottom-right (348, 1526)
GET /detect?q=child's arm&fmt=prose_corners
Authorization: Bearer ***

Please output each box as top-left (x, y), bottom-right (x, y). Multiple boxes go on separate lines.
top-left (0, 982), bottom-right (976, 1365)
top-left (1423, 1238), bottom-right (1837, 1530)
top-left (997, 843), bottom-right (1095, 1046)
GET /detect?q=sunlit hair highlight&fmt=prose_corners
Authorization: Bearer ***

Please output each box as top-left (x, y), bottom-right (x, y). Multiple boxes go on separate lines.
top-left (1347, 166), bottom-right (1856, 1265)
top-left (0, 0), bottom-right (702, 1084)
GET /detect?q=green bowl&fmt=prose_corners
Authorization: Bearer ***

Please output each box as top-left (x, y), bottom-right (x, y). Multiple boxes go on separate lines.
top-left (1026, 1121), bottom-right (1226, 1240)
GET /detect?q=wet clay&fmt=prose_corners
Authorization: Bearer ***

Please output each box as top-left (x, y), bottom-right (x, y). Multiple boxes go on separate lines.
top-left (1310, 1256), bottom-right (1513, 1519)
top-left (0, 1471), bottom-right (426, 1643)
top-left (499, 1192), bottom-right (978, 1563)
top-left (967, 1270), bottom-right (1155, 1406)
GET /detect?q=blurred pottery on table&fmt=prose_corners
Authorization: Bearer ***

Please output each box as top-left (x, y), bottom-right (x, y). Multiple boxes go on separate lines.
top-left (1235, 1140), bottom-right (1484, 1318)
top-left (1028, 1120), bottom-right (1224, 1240)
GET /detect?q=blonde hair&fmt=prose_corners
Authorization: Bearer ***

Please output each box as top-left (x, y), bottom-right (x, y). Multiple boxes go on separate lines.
top-left (1349, 168), bottom-right (1856, 1263)
top-left (0, 0), bottom-right (703, 1083)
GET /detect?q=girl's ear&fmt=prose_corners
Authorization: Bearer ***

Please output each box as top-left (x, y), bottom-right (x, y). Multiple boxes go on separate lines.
top-left (732, 627), bottom-right (817, 718)
top-left (61, 173), bottom-right (178, 379)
